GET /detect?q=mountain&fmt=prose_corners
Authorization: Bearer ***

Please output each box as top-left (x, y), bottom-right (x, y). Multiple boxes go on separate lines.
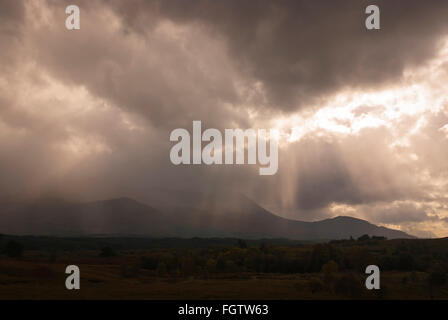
top-left (0, 196), bottom-right (415, 240)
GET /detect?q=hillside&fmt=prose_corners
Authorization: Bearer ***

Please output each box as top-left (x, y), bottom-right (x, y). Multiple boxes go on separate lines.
top-left (0, 196), bottom-right (414, 240)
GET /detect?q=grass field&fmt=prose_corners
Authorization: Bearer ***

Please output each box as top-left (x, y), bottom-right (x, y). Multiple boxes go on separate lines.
top-left (1, 258), bottom-right (446, 299)
top-left (1, 236), bottom-right (448, 299)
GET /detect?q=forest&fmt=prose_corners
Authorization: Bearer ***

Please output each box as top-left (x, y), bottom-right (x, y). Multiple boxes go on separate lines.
top-left (0, 234), bottom-right (447, 299)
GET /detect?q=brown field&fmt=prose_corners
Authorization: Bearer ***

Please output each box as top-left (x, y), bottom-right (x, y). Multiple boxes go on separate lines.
top-left (0, 250), bottom-right (447, 300)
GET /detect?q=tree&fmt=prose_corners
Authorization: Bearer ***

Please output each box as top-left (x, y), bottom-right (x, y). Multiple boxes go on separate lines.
top-left (322, 260), bottom-right (339, 284)
top-left (205, 258), bottom-right (216, 273)
top-left (322, 260), bottom-right (339, 274)
top-left (5, 240), bottom-right (24, 258)
top-left (216, 255), bottom-right (227, 272)
top-left (357, 234), bottom-right (370, 241)
top-left (180, 256), bottom-right (195, 276)
top-left (237, 239), bottom-right (247, 249)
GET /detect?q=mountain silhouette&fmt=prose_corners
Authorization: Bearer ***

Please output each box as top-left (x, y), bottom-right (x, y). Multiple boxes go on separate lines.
top-left (0, 196), bottom-right (414, 240)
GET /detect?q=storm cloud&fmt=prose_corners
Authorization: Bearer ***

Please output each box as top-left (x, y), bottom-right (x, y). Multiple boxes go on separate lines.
top-left (1, 0), bottom-right (448, 237)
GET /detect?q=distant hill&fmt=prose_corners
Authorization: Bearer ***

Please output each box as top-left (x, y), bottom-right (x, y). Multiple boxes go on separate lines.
top-left (0, 196), bottom-right (415, 240)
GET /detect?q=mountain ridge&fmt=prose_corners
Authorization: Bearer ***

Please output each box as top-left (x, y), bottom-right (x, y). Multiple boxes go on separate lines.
top-left (0, 196), bottom-right (415, 240)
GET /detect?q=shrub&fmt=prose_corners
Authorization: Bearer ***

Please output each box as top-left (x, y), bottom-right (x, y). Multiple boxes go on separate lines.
top-left (308, 277), bottom-right (324, 294)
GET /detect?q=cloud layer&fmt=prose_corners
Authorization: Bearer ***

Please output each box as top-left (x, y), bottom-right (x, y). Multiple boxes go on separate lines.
top-left (1, 0), bottom-right (448, 237)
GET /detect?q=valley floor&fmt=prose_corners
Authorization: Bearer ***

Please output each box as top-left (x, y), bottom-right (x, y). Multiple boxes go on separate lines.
top-left (1, 236), bottom-right (448, 299)
top-left (0, 257), bottom-right (447, 299)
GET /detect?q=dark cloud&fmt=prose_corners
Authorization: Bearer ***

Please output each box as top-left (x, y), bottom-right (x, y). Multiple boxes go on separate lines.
top-left (0, 0), bottom-right (24, 26)
top-left (1, 0), bottom-right (448, 237)
top-left (0, 0), bottom-right (25, 71)
top-left (22, 0), bottom-right (247, 132)
top-left (109, 0), bottom-right (448, 111)
top-left (16, 0), bottom-right (448, 129)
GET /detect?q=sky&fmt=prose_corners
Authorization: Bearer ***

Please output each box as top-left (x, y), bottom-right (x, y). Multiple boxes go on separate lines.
top-left (1, 0), bottom-right (448, 237)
